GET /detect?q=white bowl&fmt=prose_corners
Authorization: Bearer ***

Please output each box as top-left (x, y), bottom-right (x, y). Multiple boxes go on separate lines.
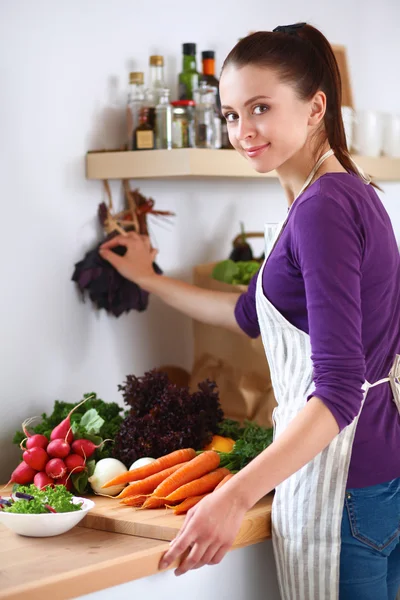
top-left (0, 496), bottom-right (95, 537)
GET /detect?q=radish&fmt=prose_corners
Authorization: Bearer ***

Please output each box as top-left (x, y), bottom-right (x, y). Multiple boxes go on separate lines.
top-left (71, 438), bottom-right (112, 459)
top-left (34, 472), bottom-right (54, 490)
top-left (22, 447), bottom-right (49, 472)
top-left (21, 416), bottom-right (41, 440)
top-left (45, 458), bottom-right (67, 479)
top-left (25, 434), bottom-right (49, 451)
top-left (7, 462), bottom-right (37, 486)
top-left (49, 395), bottom-right (94, 444)
top-left (64, 454), bottom-right (86, 473)
top-left (47, 439), bottom-right (70, 459)
top-left (55, 474), bottom-right (73, 492)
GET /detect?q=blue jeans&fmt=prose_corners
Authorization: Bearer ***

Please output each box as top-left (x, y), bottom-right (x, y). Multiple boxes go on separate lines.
top-left (340, 477), bottom-right (400, 599)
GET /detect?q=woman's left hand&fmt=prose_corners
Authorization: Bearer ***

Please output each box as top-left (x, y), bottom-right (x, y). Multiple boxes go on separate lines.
top-left (158, 488), bottom-right (247, 576)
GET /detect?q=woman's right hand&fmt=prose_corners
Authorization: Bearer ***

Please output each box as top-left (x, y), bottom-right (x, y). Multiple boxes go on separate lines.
top-left (99, 232), bottom-right (158, 286)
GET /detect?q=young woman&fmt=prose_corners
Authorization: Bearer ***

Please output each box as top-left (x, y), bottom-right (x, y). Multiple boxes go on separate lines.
top-left (99, 24), bottom-right (400, 600)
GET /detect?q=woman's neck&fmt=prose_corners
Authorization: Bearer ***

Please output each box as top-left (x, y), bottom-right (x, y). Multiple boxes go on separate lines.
top-left (276, 141), bottom-right (347, 206)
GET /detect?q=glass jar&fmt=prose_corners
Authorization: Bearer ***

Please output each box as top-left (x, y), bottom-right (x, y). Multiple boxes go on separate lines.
top-left (155, 88), bottom-right (173, 149)
top-left (193, 84), bottom-right (217, 149)
top-left (171, 100), bottom-right (195, 148)
top-left (127, 72), bottom-right (145, 150)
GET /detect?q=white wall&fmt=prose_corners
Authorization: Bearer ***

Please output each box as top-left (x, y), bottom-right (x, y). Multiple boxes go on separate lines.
top-left (0, 0), bottom-right (399, 483)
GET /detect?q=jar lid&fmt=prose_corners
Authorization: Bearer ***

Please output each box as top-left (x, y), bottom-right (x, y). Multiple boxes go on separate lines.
top-left (150, 55), bottom-right (164, 66)
top-left (129, 72), bottom-right (144, 84)
top-left (171, 100), bottom-right (195, 107)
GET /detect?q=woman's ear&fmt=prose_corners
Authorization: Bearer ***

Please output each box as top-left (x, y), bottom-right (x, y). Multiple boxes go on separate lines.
top-left (308, 90), bottom-right (326, 126)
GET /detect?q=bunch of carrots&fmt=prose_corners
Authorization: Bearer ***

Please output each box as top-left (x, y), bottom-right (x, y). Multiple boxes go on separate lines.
top-left (102, 448), bottom-right (233, 515)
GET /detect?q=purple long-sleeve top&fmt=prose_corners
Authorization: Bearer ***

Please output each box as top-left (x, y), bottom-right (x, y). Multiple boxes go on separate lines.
top-left (235, 172), bottom-right (400, 488)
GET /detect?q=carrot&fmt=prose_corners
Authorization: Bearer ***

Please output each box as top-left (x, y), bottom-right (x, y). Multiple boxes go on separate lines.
top-left (150, 450), bottom-right (220, 499)
top-left (141, 451), bottom-right (221, 510)
top-left (102, 448), bottom-right (196, 488)
top-left (172, 494), bottom-right (208, 515)
top-left (117, 463), bottom-right (187, 499)
top-left (164, 467), bottom-right (231, 503)
top-left (141, 495), bottom-right (169, 509)
top-left (120, 494), bottom-right (148, 507)
top-left (171, 471), bottom-right (235, 515)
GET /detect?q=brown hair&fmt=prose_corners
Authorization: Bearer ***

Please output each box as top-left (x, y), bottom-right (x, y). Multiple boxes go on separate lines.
top-left (222, 24), bottom-right (377, 187)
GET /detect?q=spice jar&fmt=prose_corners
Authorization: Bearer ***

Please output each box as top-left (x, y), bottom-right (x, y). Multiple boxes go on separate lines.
top-left (193, 84), bottom-right (217, 149)
top-left (171, 100), bottom-right (195, 148)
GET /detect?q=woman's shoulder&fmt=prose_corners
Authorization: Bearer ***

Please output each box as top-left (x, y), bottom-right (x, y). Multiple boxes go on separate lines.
top-left (291, 171), bottom-right (386, 229)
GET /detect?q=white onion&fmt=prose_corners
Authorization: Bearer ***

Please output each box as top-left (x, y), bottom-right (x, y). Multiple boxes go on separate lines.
top-left (88, 458), bottom-right (127, 496)
top-left (129, 457), bottom-right (156, 471)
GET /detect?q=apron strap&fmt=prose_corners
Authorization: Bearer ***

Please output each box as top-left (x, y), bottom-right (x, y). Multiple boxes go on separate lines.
top-left (364, 376), bottom-right (390, 390)
top-left (296, 149), bottom-right (334, 198)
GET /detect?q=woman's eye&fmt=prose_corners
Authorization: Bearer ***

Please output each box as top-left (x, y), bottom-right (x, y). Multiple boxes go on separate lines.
top-left (253, 105), bottom-right (269, 115)
top-left (224, 112), bottom-right (237, 123)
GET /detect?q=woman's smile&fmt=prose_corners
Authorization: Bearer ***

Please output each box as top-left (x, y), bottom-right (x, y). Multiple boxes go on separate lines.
top-left (243, 142), bottom-right (271, 158)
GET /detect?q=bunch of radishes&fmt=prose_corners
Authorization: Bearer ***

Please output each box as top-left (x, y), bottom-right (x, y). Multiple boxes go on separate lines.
top-left (9, 397), bottom-right (105, 491)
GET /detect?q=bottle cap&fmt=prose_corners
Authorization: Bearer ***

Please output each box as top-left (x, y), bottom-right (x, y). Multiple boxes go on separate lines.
top-left (183, 43), bottom-right (196, 56)
top-left (201, 50), bottom-right (215, 60)
top-left (129, 72), bottom-right (144, 84)
top-left (150, 55), bottom-right (164, 66)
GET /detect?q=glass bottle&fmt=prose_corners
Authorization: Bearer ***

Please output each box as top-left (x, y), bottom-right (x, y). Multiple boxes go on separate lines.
top-left (200, 51), bottom-right (223, 148)
top-left (126, 72), bottom-right (145, 150)
top-left (147, 55), bottom-right (166, 108)
top-left (134, 107), bottom-right (155, 151)
top-left (193, 84), bottom-right (217, 149)
top-left (178, 43), bottom-right (199, 101)
top-left (155, 88), bottom-right (172, 149)
top-left (199, 51), bottom-right (220, 113)
top-left (221, 119), bottom-right (233, 149)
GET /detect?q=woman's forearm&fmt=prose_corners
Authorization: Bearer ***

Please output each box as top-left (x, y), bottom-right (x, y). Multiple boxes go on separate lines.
top-left (226, 396), bottom-right (340, 511)
top-left (99, 232), bottom-right (244, 334)
top-left (140, 273), bottom-right (243, 334)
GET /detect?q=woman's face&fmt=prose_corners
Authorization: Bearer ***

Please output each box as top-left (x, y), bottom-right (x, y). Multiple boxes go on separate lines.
top-left (219, 64), bottom-right (315, 173)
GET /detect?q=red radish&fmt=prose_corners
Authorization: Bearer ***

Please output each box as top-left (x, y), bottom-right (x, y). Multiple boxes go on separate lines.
top-left (71, 438), bottom-right (112, 459)
top-left (6, 462), bottom-right (37, 486)
top-left (22, 447), bottom-right (49, 472)
top-left (45, 458), bottom-right (67, 479)
top-left (25, 434), bottom-right (49, 450)
top-left (34, 472), bottom-right (54, 490)
top-left (21, 416), bottom-right (41, 439)
top-left (55, 474), bottom-right (73, 491)
top-left (64, 454), bottom-right (86, 473)
top-left (47, 439), bottom-right (70, 459)
top-left (49, 395), bottom-right (94, 444)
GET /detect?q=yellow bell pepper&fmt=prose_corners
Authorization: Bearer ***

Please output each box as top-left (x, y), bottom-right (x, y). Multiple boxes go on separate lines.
top-left (204, 435), bottom-right (236, 453)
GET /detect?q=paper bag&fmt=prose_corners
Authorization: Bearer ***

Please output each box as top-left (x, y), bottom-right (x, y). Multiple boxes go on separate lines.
top-left (190, 263), bottom-right (277, 428)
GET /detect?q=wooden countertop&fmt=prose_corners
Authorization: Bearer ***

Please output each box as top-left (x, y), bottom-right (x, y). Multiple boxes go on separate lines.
top-left (0, 490), bottom-right (273, 600)
top-left (0, 522), bottom-right (169, 600)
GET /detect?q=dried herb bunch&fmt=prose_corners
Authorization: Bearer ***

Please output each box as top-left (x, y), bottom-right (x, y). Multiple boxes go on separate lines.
top-left (112, 370), bottom-right (224, 467)
top-left (71, 181), bottom-right (171, 317)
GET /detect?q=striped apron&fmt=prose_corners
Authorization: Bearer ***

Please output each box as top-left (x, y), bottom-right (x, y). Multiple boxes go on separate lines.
top-left (255, 152), bottom-right (400, 599)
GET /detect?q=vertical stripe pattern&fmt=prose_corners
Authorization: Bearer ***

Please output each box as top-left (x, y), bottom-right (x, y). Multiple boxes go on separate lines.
top-left (255, 223), bottom-right (367, 600)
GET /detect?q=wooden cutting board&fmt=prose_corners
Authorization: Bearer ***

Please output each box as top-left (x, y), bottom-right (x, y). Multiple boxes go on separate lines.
top-left (80, 493), bottom-right (273, 548)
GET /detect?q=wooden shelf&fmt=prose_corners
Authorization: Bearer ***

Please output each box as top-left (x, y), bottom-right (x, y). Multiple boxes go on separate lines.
top-left (86, 149), bottom-right (400, 181)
